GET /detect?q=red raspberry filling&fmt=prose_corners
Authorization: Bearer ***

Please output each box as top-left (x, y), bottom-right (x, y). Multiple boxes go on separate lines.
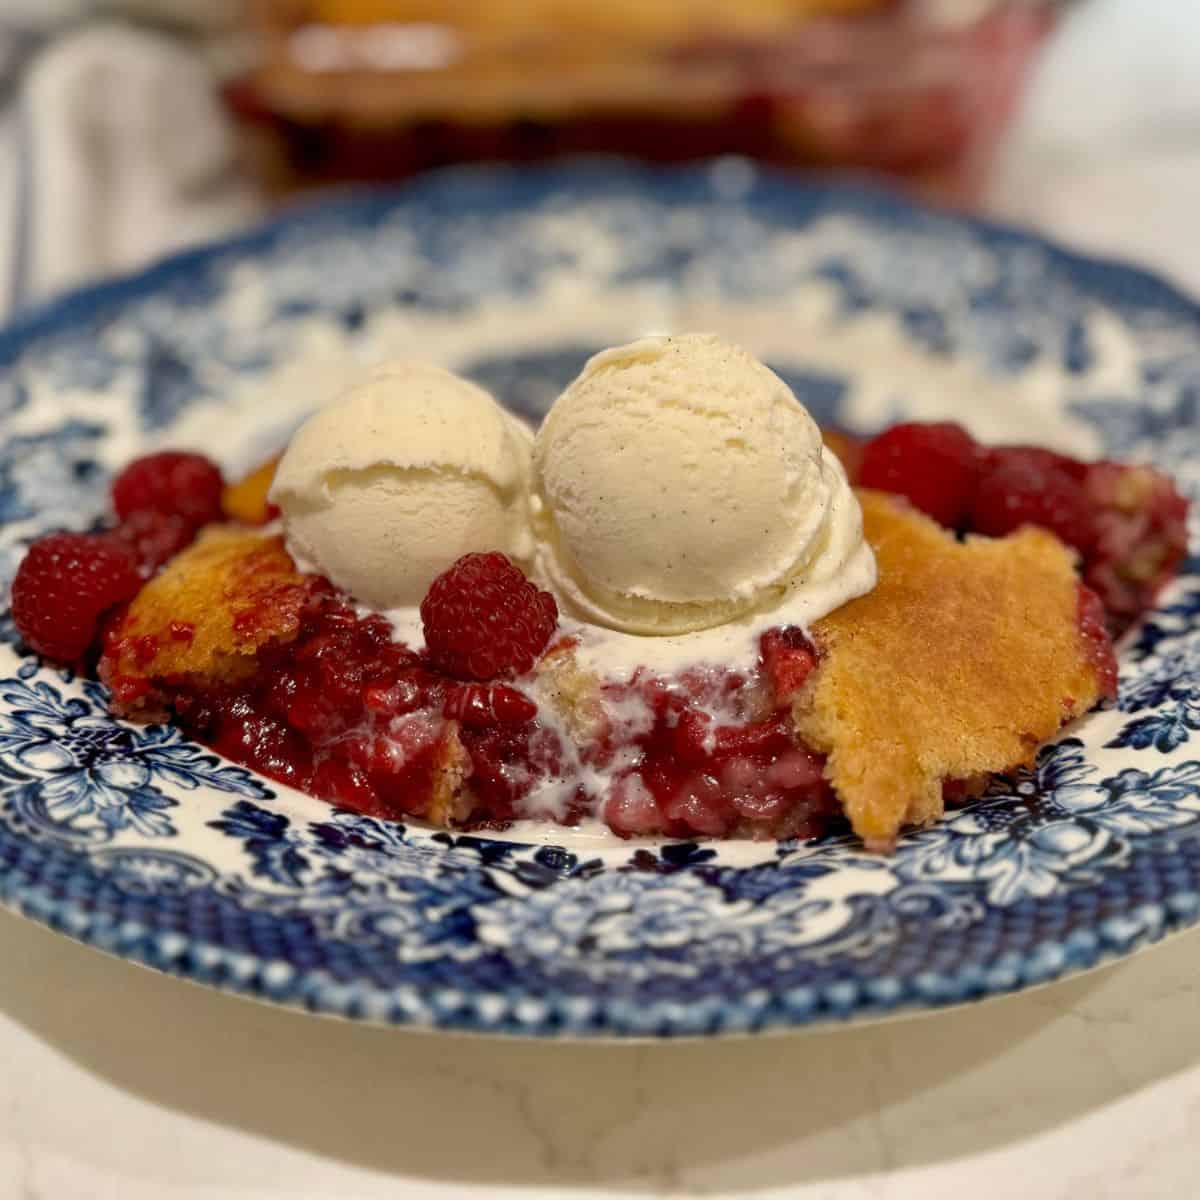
top-left (599, 631), bottom-right (836, 840)
top-left (119, 566), bottom-right (839, 840)
top-left (1077, 584), bottom-right (1119, 702)
top-left (158, 594), bottom-right (572, 828)
top-left (604, 700), bottom-right (836, 840)
top-left (444, 683), bottom-right (538, 727)
top-left (169, 587), bottom-right (451, 819)
top-left (759, 626), bottom-right (820, 705)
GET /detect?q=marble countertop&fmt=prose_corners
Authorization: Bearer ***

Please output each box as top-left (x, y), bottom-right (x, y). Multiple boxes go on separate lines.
top-left (4, 1), bottom-right (1200, 1196)
top-left (4, 908), bottom-right (1200, 1199)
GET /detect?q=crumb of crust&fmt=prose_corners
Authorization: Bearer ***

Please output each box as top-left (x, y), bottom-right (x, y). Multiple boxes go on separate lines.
top-left (426, 723), bottom-right (475, 827)
top-left (533, 638), bottom-right (607, 743)
top-left (99, 527), bottom-right (315, 713)
top-left (221, 455), bottom-right (280, 525)
top-left (794, 489), bottom-right (1108, 849)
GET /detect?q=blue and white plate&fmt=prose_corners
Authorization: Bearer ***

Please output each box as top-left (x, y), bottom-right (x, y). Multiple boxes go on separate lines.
top-left (1, 163), bottom-right (1198, 1037)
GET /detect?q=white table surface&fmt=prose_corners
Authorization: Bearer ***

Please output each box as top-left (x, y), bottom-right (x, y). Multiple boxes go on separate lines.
top-left (4, 2), bottom-right (1200, 1197)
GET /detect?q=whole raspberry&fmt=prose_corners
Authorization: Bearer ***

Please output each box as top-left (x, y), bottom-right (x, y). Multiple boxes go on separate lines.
top-left (11, 533), bottom-right (141, 663)
top-left (971, 450), bottom-right (1096, 554)
top-left (858, 421), bottom-right (979, 527)
top-left (421, 552), bottom-right (557, 681)
top-left (111, 451), bottom-right (224, 529)
top-left (984, 445), bottom-right (1089, 483)
top-left (105, 510), bottom-right (195, 575)
top-left (1082, 461), bottom-right (1190, 633)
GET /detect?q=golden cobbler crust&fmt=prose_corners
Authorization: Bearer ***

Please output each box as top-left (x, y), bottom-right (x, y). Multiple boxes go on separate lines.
top-left (794, 490), bottom-right (1103, 847)
top-left (100, 528), bottom-right (314, 708)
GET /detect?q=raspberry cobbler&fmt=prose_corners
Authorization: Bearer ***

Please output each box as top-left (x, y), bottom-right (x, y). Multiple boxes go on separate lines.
top-left (9, 338), bottom-right (1188, 851)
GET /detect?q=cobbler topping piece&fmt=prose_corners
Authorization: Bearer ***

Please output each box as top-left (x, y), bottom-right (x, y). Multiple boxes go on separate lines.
top-left (99, 529), bottom-right (316, 708)
top-left (222, 455), bottom-right (281, 526)
top-left (11, 533), bottom-right (141, 662)
top-left (421, 551), bottom-right (558, 681)
top-left (857, 421), bottom-right (979, 527)
top-left (111, 451), bottom-right (225, 530)
top-left (533, 640), bottom-right (606, 743)
top-left (796, 491), bottom-right (1112, 850)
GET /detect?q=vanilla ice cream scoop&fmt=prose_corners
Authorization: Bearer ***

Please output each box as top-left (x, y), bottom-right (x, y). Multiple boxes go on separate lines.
top-left (532, 333), bottom-right (873, 634)
top-left (270, 361), bottom-right (534, 609)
